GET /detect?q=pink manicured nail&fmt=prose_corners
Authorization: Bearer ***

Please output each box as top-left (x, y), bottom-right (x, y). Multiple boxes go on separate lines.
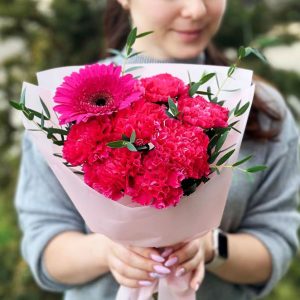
top-left (175, 267), bottom-right (185, 277)
top-left (149, 272), bottom-right (166, 279)
top-left (161, 248), bottom-right (173, 258)
top-left (150, 254), bottom-right (165, 263)
top-left (153, 265), bottom-right (171, 274)
top-left (138, 280), bottom-right (153, 287)
top-left (194, 283), bottom-right (200, 291)
top-left (164, 256), bottom-right (178, 267)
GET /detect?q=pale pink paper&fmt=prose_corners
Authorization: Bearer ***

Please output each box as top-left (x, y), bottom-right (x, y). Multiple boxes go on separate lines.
top-left (21, 64), bottom-right (254, 300)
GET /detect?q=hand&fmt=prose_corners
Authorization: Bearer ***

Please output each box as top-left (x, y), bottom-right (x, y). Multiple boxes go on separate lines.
top-left (162, 232), bottom-right (213, 291)
top-left (104, 238), bottom-right (172, 288)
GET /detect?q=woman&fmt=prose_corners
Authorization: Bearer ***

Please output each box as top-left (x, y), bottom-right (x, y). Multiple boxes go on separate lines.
top-left (15, 1), bottom-right (300, 299)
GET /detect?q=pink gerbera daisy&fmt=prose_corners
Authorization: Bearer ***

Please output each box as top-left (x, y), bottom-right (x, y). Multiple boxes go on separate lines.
top-left (53, 63), bottom-right (143, 124)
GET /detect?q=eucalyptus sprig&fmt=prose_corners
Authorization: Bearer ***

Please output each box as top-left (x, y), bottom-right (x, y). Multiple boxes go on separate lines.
top-left (10, 89), bottom-right (67, 146)
top-left (166, 97), bottom-right (179, 119)
top-left (107, 131), bottom-right (138, 152)
top-left (108, 27), bottom-right (153, 75)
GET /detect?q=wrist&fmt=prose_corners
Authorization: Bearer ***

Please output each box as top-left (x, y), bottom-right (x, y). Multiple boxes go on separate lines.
top-left (204, 231), bottom-right (214, 263)
top-left (89, 234), bottom-right (111, 273)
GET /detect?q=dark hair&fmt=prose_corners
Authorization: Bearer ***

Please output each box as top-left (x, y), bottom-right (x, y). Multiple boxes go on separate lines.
top-left (103, 1), bottom-right (283, 139)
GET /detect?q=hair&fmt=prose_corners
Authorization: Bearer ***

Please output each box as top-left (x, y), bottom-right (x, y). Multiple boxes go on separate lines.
top-left (103, 0), bottom-right (283, 140)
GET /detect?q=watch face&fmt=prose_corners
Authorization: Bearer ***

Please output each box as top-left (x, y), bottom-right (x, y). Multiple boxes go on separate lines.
top-left (218, 232), bottom-right (228, 259)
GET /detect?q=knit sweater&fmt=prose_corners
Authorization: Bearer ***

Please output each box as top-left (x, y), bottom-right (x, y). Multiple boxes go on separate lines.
top-left (15, 54), bottom-right (300, 300)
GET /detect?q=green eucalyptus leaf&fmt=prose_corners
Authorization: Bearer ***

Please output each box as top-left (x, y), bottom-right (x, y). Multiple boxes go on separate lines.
top-left (125, 66), bottom-right (143, 73)
top-left (128, 51), bottom-right (143, 59)
top-left (107, 140), bottom-right (127, 148)
top-left (234, 100), bottom-right (242, 115)
top-left (10, 101), bottom-right (22, 110)
top-left (127, 143), bottom-right (137, 152)
top-left (234, 102), bottom-right (250, 117)
top-left (53, 140), bottom-right (64, 146)
top-left (238, 46), bottom-right (247, 59)
top-left (126, 27), bottom-right (138, 48)
top-left (216, 149), bottom-right (235, 166)
top-left (122, 134), bottom-right (130, 142)
top-left (208, 151), bottom-right (220, 164)
top-left (130, 130), bottom-right (136, 143)
top-left (246, 47), bottom-right (268, 64)
top-left (168, 97), bottom-right (179, 117)
top-left (227, 64), bottom-right (236, 77)
top-left (46, 128), bottom-right (68, 135)
top-left (210, 166), bottom-right (220, 175)
top-left (246, 165), bottom-right (267, 173)
top-left (20, 88), bottom-right (26, 108)
top-left (41, 112), bottom-right (45, 128)
top-left (189, 73), bottom-right (215, 96)
top-left (207, 87), bottom-right (212, 101)
top-left (195, 90), bottom-right (213, 96)
top-left (40, 97), bottom-right (50, 119)
top-left (136, 31), bottom-right (154, 38)
top-left (215, 131), bottom-right (229, 153)
top-left (107, 48), bottom-right (126, 58)
top-left (232, 155), bottom-right (252, 167)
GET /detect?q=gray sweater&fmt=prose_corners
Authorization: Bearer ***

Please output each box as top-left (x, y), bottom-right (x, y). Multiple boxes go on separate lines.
top-left (15, 55), bottom-right (300, 300)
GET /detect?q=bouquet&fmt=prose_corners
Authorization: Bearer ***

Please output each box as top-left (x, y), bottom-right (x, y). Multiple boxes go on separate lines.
top-left (11, 29), bottom-right (266, 300)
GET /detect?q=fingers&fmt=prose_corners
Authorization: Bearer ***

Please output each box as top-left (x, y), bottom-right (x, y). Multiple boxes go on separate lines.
top-left (128, 245), bottom-right (165, 263)
top-left (107, 242), bottom-right (172, 288)
top-left (114, 244), bottom-right (165, 273)
top-left (190, 260), bottom-right (205, 291)
top-left (164, 240), bottom-right (199, 268)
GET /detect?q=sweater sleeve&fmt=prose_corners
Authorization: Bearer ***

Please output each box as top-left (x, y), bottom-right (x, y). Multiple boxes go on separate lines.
top-left (15, 133), bottom-right (86, 292)
top-left (238, 106), bottom-right (300, 298)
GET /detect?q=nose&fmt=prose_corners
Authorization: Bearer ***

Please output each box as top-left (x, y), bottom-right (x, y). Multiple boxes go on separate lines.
top-left (181, 0), bottom-right (207, 20)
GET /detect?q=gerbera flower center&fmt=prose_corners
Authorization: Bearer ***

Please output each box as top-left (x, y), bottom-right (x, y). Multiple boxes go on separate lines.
top-left (91, 92), bottom-right (114, 108)
top-left (95, 98), bottom-right (107, 106)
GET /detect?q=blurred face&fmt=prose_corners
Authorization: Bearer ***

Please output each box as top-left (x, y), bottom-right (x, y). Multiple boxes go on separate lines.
top-left (117, 0), bottom-right (227, 60)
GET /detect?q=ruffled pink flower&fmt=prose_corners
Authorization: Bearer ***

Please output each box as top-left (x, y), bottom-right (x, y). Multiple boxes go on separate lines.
top-left (126, 152), bottom-right (184, 209)
top-left (83, 148), bottom-right (142, 201)
top-left (113, 98), bottom-right (168, 146)
top-left (152, 118), bottom-right (210, 179)
top-left (54, 63), bottom-right (143, 124)
top-left (178, 96), bottom-right (229, 129)
top-left (62, 116), bottom-right (113, 166)
top-left (141, 73), bottom-right (188, 103)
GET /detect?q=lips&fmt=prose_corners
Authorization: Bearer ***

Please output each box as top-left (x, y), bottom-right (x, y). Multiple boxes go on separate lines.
top-left (172, 28), bottom-right (204, 42)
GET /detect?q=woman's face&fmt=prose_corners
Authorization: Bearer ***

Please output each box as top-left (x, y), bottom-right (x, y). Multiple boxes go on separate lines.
top-left (117, 0), bottom-right (227, 60)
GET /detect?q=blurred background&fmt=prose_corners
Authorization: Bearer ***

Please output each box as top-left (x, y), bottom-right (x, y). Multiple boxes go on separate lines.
top-left (0, 0), bottom-right (299, 299)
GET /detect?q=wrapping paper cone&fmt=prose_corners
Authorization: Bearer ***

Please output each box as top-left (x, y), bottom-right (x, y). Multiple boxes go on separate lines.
top-left (20, 64), bottom-right (255, 300)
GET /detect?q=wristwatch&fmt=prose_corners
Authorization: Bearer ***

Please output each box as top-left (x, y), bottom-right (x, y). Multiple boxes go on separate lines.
top-left (205, 228), bottom-right (228, 271)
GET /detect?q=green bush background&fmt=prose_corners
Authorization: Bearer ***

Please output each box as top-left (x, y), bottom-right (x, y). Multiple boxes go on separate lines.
top-left (0, 0), bottom-right (299, 299)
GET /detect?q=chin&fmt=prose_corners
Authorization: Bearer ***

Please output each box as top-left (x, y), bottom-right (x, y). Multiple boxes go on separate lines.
top-left (170, 47), bottom-right (205, 60)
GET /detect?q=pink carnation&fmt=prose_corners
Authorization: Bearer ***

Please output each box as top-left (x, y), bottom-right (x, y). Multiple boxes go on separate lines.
top-left (127, 152), bottom-right (184, 209)
top-left (141, 73), bottom-right (188, 103)
top-left (152, 119), bottom-right (210, 179)
top-left (178, 96), bottom-right (229, 129)
top-left (54, 63), bottom-right (143, 124)
top-left (113, 99), bottom-right (168, 146)
top-left (83, 148), bottom-right (142, 201)
top-left (62, 116), bottom-right (113, 166)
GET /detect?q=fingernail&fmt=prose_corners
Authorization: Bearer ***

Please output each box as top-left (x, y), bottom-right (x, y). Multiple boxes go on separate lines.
top-left (149, 272), bottom-right (166, 279)
top-left (164, 256), bottom-right (178, 267)
top-left (161, 248), bottom-right (173, 258)
top-left (194, 283), bottom-right (200, 291)
top-left (138, 280), bottom-right (153, 287)
top-left (150, 254), bottom-right (165, 263)
top-left (153, 265), bottom-right (171, 274)
top-left (175, 267), bottom-right (185, 277)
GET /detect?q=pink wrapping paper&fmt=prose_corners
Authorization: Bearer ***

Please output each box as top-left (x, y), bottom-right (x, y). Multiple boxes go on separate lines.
top-left (21, 63), bottom-right (255, 300)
